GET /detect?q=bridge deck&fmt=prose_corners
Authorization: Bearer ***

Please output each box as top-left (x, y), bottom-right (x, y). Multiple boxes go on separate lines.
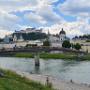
top-left (0, 47), bottom-right (86, 55)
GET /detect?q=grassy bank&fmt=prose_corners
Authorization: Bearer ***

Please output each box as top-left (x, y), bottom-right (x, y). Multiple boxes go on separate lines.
top-left (14, 52), bottom-right (90, 60)
top-left (15, 53), bottom-right (34, 58)
top-left (39, 53), bottom-right (77, 60)
top-left (15, 52), bottom-right (77, 60)
top-left (0, 69), bottom-right (53, 90)
top-left (79, 54), bottom-right (90, 60)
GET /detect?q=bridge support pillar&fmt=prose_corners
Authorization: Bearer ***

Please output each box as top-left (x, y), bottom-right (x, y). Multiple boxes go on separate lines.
top-left (34, 54), bottom-right (40, 67)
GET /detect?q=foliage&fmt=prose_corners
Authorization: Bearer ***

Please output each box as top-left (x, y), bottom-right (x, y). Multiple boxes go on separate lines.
top-left (40, 53), bottom-right (77, 60)
top-left (43, 40), bottom-right (50, 46)
top-left (15, 53), bottom-right (33, 58)
top-left (86, 40), bottom-right (90, 42)
top-left (15, 52), bottom-right (76, 60)
top-left (14, 52), bottom-right (90, 60)
top-left (26, 44), bottom-right (37, 47)
top-left (12, 32), bottom-right (47, 41)
top-left (74, 43), bottom-right (81, 50)
top-left (0, 38), bottom-right (3, 42)
top-left (0, 69), bottom-right (53, 90)
top-left (62, 40), bottom-right (71, 48)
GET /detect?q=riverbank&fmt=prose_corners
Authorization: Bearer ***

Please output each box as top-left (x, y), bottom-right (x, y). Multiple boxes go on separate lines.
top-left (15, 52), bottom-right (90, 60)
top-left (0, 69), bottom-right (53, 90)
top-left (17, 71), bottom-right (90, 90)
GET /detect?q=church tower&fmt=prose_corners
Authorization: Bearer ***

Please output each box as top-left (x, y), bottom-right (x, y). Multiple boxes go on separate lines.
top-left (59, 28), bottom-right (66, 42)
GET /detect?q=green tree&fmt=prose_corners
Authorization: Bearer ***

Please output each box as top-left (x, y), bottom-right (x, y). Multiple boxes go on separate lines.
top-left (0, 38), bottom-right (3, 42)
top-left (43, 40), bottom-right (50, 46)
top-left (74, 43), bottom-right (81, 50)
top-left (21, 32), bottom-right (47, 40)
top-left (62, 40), bottom-right (71, 48)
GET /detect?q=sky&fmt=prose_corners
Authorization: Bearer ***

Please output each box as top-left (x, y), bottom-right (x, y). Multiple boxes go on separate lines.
top-left (0, 0), bottom-right (90, 38)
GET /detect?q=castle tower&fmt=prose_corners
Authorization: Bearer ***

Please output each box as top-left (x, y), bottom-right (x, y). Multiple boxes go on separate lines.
top-left (13, 34), bottom-right (17, 42)
top-left (19, 34), bottom-right (24, 41)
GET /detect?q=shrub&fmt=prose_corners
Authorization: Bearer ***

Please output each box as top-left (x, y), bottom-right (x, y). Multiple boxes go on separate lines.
top-left (43, 40), bottom-right (50, 46)
top-left (62, 40), bottom-right (71, 48)
top-left (74, 43), bottom-right (81, 50)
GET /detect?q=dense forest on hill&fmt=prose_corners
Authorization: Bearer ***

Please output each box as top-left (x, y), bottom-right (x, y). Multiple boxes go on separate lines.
top-left (13, 32), bottom-right (47, 40)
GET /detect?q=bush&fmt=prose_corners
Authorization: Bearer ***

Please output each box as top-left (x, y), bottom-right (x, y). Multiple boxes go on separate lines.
top-left (62, 40), bottom-right (71, 48)
top-left (74, 43), bottom-right (81, 50)
top-left (43, 40), bottom-right (50, 46)
top-left (86, 40), bottom-right (90, 42)
top-left (26, 44), bottom-right (37, 47)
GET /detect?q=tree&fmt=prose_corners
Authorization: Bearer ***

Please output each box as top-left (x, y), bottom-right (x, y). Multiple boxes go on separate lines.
top-left (74, 43), bottom-right (81, 50)
top-left (43, 40), bottom-right (50, 46)
top-left (62, 40), bottom-right (71, 48)
top-left (0, 38), bottom-right (3, 42)
top-left (21, 32), bottom-right (47, 40)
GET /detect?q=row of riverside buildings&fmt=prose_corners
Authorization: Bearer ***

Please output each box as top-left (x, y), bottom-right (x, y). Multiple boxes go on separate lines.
top-left (1, 27), bottom-right (90, 53)
top-left (2, 28), bottom-right (69, 48)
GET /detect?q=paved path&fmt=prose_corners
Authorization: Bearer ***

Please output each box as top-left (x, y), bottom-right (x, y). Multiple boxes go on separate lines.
top-left (16, 71), bottom-right (90, 90)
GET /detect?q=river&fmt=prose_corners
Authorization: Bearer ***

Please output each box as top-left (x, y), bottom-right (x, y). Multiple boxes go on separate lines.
top-left (0, 57), bottom-right (90, 84)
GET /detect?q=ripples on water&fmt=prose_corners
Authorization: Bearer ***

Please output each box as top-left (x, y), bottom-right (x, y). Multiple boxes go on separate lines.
top-left (0, 57), bottom-right (90, 84)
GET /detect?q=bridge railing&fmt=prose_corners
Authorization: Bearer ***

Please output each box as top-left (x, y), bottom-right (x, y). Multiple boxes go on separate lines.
top-left (0, 46), bottom-right (86, 54)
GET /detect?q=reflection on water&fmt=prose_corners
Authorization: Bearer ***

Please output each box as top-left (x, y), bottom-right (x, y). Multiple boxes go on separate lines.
top-left (34, 65), bottom-right (40, 74)
top-left (0, 57), bottom-right (90, 84)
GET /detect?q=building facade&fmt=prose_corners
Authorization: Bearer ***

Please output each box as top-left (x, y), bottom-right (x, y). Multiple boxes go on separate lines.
top-left (48, 28), bottom-right (69, 47)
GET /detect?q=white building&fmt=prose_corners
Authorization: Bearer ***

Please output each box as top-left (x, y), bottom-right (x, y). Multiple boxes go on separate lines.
top-left (48, 28), bottom-right (69, 47)
top-left (13, 33), bottom-right (24, 42)
top-left (19, 28), bottom-right (42, 34)
top-left (3, 28), bottom-right (70, 48)
top-left (3, 28), bottom-right (43, 43)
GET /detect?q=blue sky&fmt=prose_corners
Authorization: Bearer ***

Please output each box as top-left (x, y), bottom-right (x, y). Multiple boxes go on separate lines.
top-left (0, 0), bottom-right (90, 38)
top-left (13, 0), bottom-right (76, 27)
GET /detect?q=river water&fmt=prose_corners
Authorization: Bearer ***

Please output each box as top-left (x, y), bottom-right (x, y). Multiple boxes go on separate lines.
top-left (0, 57), bottom-right (90, 84)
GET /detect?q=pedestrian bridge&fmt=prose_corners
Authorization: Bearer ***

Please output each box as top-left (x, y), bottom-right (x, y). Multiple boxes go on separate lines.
top-left (0, 46), bottom-right (86, 56)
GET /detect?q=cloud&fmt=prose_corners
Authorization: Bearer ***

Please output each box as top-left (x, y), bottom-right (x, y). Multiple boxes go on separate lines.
top-left (0, 0), bottom-right (90, 38)
top-left (0, 0), bottom-right (39, 37)
top-left (43, 19), bottom-right (90, 38)
top-left (36, 4), bottom-right (62, 24)
top-left (0, 11), bottom-right (20, 31)
top-left (0, 0), bottom-right (38, 12)
top-left (0, 0), bottom-right (62, 38)
top-left (24, 0), bottom-right (62, 25)
top-left (56, 0), bottom-right (90, 37)
top-left (0, 0), bottom-right (58, 12)
top-left (24, 12), bottom-right (47, 25)
top-left (0, 29), bottom-right (13, 38)
top-left (58, 0), bottom-right (90, 17)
